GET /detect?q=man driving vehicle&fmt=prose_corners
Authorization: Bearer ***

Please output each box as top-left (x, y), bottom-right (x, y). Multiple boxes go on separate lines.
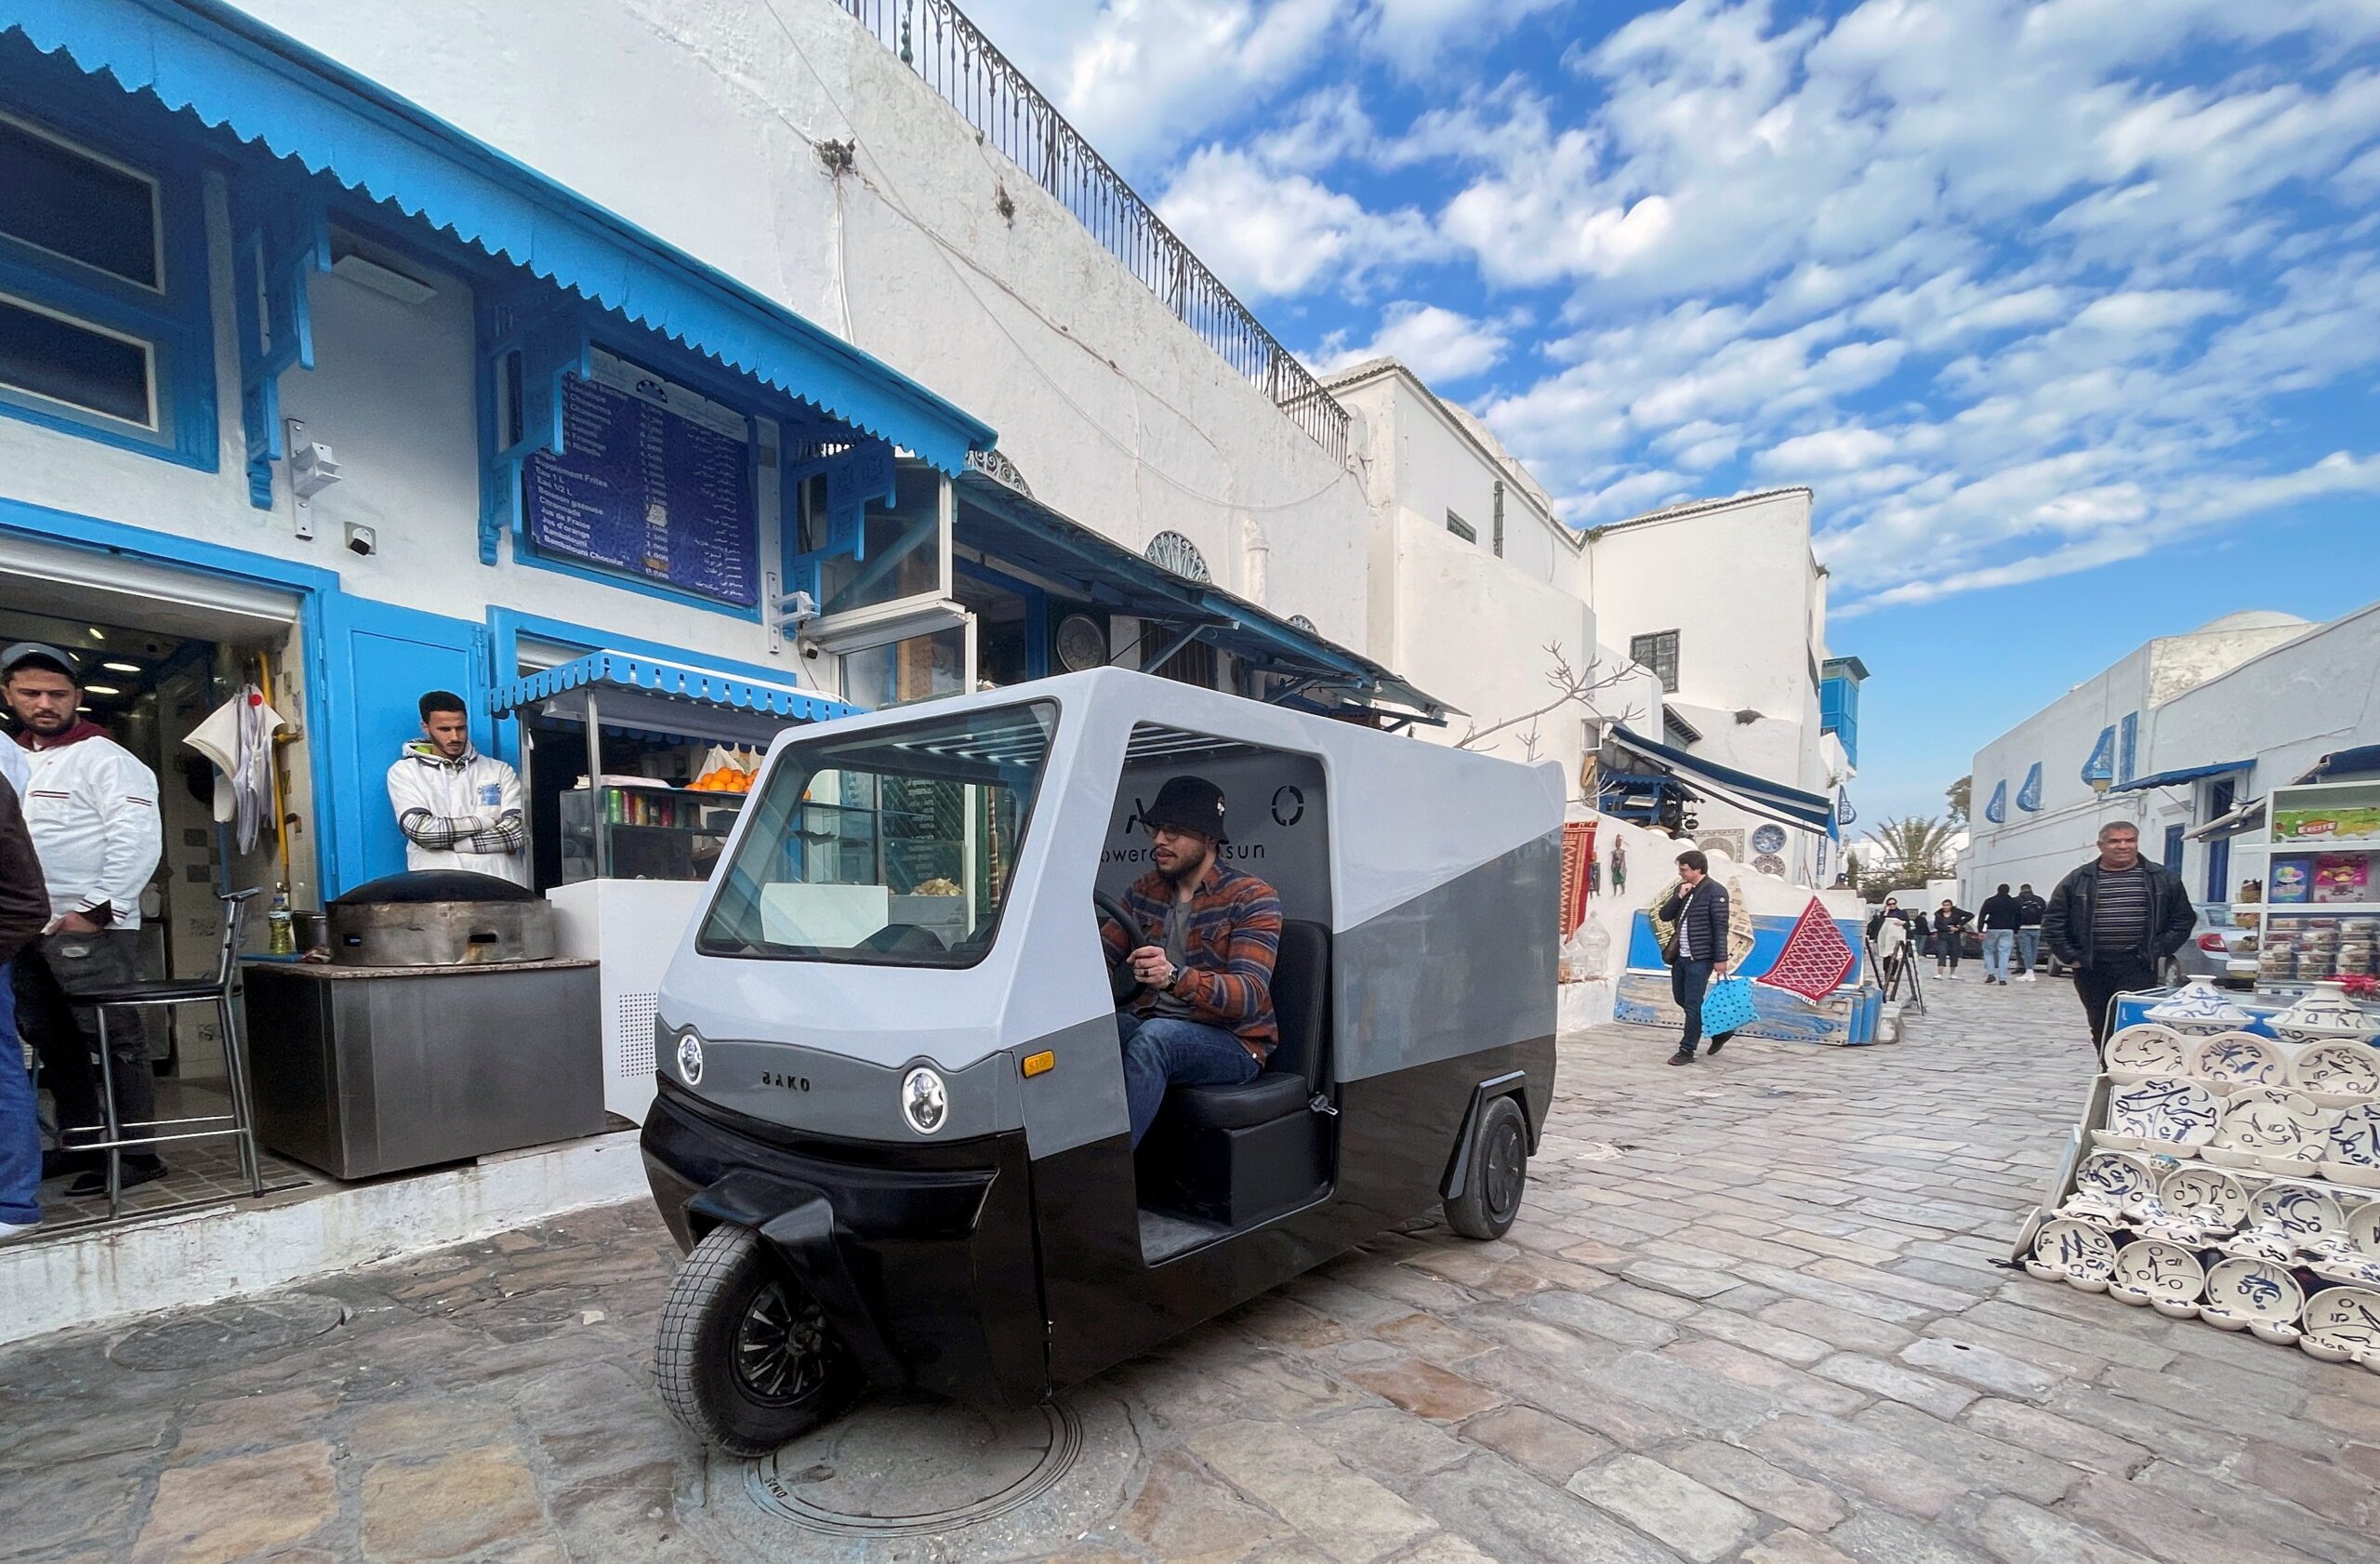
top-left (1102, 775), bottom-right (1282, 1146)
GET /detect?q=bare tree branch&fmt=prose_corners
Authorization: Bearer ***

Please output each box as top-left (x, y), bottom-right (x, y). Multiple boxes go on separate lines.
top-left (1455, 642), bottom-right (1643, 751)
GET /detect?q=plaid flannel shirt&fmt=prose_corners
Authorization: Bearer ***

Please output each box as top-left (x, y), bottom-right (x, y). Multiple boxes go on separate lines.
top-left (1102, 859), bottom-right (1282, 1058)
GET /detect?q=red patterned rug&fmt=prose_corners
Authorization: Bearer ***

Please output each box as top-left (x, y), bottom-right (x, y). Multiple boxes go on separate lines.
top-left (1757, 896), bottom-right (1856, 1001)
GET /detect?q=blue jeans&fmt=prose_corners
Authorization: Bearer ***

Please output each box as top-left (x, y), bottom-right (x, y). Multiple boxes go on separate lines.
top-left (0, 965), bottom-right (38, 1226)
top-left (1983, 928), bottom-right (2016, 980)
top-left (2016, 927), bottom-right (2041, 973)
top-left (1669, 958), bottom-right (1713, 1056)
top-left (1117, 1012), bottom-right (1259, 1146)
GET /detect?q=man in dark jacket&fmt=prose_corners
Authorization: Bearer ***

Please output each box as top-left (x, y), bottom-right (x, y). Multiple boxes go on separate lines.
top-left (2043, 820), bottom-right (2197, 1055)
top-left (1977, 883), bottom-right (2023, 985)
top-left (0, 763), bottom-right (52, 1239)
top-left (1658, 849), bottom-right (1733, 1067)
top-left (2015, 883), bottom-right (2047, 983)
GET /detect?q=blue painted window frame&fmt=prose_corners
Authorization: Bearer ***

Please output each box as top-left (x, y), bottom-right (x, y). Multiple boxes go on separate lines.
top-left (953, 555), bottom-right (1051, 683)
top-left (0, 88), bottom-right (216, 470)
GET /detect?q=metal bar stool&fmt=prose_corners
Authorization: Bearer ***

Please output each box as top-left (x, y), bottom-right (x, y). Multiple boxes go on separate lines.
top-left (76, 888), bottom-right (264, 1220)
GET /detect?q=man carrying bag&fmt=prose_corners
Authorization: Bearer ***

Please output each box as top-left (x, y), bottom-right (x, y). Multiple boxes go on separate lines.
top-left (1655, 849), bottom-right (1740, 1067)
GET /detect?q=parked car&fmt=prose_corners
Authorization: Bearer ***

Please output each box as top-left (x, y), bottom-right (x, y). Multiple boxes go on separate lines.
top-left (2174, 903), bottom-right (2257, 988)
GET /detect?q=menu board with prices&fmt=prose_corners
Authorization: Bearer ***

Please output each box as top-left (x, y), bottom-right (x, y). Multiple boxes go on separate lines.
top-left (523, 351), bottom-right (760, 607)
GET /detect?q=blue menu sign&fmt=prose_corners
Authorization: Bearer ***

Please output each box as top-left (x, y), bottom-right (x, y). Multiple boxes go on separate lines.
top-left (523, 356), bottom-right (758, 607)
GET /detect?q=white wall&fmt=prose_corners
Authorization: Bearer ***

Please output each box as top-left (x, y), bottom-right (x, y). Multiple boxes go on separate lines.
top-left (233, 0), bottom-right (1377, 652)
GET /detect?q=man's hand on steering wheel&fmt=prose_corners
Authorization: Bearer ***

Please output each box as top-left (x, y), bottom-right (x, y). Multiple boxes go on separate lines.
top-left (1092, 891), bottom-right (1144, 1005)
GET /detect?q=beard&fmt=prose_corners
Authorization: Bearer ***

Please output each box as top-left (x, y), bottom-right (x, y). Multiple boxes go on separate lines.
top-left (1155, 842), bottom-right (1211, 885)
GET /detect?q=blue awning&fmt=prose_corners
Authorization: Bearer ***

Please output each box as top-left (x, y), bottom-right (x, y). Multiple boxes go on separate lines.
top-left (491, 651), bottom-right (853, 748)
top-left (2305, 745), bottom-right (2380, 782)
top-left (952, 471), bottom-right (1448, 720)
top-left (1606, 725), bottom-right (1836, 836)
top-left (7, 0), bottom-right (996, 474)
top-left (2109, 760), bottom-right (2251, 793)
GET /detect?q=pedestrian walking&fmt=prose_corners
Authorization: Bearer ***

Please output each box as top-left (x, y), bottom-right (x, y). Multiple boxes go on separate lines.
top-left (1931, 899), bottom-right (1971, 977)
top-left (1977, 882), bottom-right (2022, 985)
top-left (2015, 882), bottom-right (2046, 981)
top-left (0, 742), bottom-right (46, 1241)
top-left (2043, 821), bottom-right (2197, 1056)
top-left (1866, 898), bottom-right (1912, 990)
top-left (1655, 850), bottom-right (1734, 1067)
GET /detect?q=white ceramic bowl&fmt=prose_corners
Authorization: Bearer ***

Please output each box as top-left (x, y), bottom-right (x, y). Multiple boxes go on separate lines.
top-left (2301, 1286), bottom-right (2380, 1360)
top-left (2159, 1164), bottom-right (2249, 1230)
top-left (2034, 1219), bottom-right (2119, 1285)
top-left (2294, 1041), bottom-right (2380, 1098)
top-left (2250, 1181), bottom-right (2346, 1248)
top-left (2075, 1149), bottom-right (2157, 1206)
top-left (2111, 1239), bottom-right (2205, 1309)
top-left (2213, 1088), bottom-right (2337, 1160)
top-left (2352, 1199), bottom-right (2380, 1255)
top-left (2202, 1257), bottom-right (2305, 1332)
top-left (2108, 1077), bottom-right (2222, 1148)
top-left (2105, 1023), bottom-right (2192, 1077)
top-left (2191, 1032), bottom-right (2291, 1088)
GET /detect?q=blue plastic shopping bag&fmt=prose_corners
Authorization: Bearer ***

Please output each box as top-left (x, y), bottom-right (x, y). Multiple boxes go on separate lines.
top-left (1700, 974), bottom-right (1756, 1035)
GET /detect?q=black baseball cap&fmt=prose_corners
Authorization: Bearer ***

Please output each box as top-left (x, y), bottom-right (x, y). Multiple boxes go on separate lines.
top-left (1145, 775), bottom-right (1228, 843)
top-left (1, 642), bottom-right (78, 681)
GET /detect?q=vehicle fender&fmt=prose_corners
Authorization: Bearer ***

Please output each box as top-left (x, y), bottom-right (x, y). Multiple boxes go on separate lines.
top-left (684, 1171), bottom-right (906, 1386)
top-left (1439, 1069), bottom-right (1532, 1201)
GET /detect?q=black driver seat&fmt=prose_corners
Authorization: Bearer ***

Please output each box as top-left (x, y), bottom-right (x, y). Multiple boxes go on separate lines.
top-left (1137, 920), bottom-right (1331, 1224)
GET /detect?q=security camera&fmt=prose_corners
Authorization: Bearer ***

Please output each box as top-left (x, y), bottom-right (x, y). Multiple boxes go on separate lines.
top-left (344, 524), bottom-right (377, 557)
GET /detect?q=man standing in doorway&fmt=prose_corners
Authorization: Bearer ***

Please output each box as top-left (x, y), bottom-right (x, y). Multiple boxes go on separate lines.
top-left (2043, 821), bottom-right (2196, 1055)
top-left (387, 691), bottom-right (528, 886)
top-left (0, 737), bottom-right (52, 1239)
top-left (4, 643), bottom-right (167, 1194)
top-left (1102, 776), bottom-right (1280, 1146)
top-left (1977, 882), bottom-right (2022, 985)
top-left (2015, 882), bottom-right (2047, 981)
top-left (1659, 849), bottom-right (1733, 1067)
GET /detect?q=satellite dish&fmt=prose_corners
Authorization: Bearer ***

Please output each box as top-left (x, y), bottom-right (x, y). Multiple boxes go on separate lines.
top-left (1055, 613), bottom-right (1108, 672)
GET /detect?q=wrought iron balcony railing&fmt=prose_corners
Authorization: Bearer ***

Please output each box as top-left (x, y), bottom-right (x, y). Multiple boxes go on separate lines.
top-left (834, 0), bottom-right (1351, 463)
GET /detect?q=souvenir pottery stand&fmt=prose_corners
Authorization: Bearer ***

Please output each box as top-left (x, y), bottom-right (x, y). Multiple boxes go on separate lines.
top-left (2248, 779), bottom-right (2380, 994)
top-left (2014, 979), bottom-right (2380, 1370)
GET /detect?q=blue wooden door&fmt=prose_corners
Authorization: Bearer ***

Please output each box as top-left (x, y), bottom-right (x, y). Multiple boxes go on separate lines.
top-left (315, 592), bottom-right (490, 896)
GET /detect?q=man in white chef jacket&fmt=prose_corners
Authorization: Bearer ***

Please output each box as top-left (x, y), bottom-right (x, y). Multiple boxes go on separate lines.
top-left (386, 690), bottom-right (529, 886)
top-left (3, 643), bottom-right (167, 1193)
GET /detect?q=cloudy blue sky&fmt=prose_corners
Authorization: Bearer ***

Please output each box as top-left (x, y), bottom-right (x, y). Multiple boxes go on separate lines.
top-left (963, 0), bottom-right (2380, 821)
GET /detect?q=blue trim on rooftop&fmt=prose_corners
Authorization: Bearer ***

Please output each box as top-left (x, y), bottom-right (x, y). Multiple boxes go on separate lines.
top-left (489, 650), bottom-right (853, 728)
top-left (8, 0), bottom-right (997, 475)
top-left (2109, 759), bottom-right (2252, 794)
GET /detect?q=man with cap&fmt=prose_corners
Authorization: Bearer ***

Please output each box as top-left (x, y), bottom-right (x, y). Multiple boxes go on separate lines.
top-left (4, 643), bottom-right (166, 1193)
top-left (1100, 775), bottom-right (1283, 1146)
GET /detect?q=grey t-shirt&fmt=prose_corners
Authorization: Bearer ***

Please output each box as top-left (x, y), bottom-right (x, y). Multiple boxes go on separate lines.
top-left (1147, 900), bottom-right (1196, 1017)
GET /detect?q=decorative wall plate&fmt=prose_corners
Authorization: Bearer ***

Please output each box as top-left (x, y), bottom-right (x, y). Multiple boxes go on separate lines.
top-left (2034, 1220), bottom-right (2119, 1285)
top-left (2325, 1105), bottom-right (2380, 1188)
top-left (2110, 1239), bottom-right (2205, 1308)
top-left (2108, 1077), bottom-right (2221, 1147)
top-left (2249, 1181), bottom-right (2345, 1246)
top-left (2159, 1164), bottom-right (2248, 1230)
top-left (2294, 1042), bottom-right (2380, 1098)
top-left (2213, 1089), bottom-right (2337, 1165)
top-left (2146, 982), bottom-right (2256, 1036)
top-left (2202, 1257), bottom-right (2305, 1331)
top-left (2105, 1025), bottom-right (2191, 1076)
top-left (2300, 1286), bottom-right (2380, 1362)
top-left (2076, 1149), bottom-right (2156, 1206)
top-left (2191, 1032), bottom-right (2290, 1088)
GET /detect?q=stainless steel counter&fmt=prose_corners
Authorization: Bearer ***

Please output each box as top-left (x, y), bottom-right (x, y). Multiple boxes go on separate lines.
top-left (244, 958), bottom-right (607, 1179)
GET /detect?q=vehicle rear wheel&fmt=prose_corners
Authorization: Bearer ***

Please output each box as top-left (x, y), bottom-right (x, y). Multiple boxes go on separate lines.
top-left (1443, 1094), bottom-right (1528, 1241)
top-left (655, 1224), bottom-right (856, 1455)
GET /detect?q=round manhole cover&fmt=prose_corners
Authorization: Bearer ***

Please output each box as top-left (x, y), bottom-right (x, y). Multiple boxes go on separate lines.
top-left (107, 1292), bottom-right (347, 1372)
top-left (746, 1393), bottom-right (1082, 1537)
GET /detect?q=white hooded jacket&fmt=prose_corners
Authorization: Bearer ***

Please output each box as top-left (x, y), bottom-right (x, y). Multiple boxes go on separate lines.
top-left (385, 741), bottom-right (528, 885)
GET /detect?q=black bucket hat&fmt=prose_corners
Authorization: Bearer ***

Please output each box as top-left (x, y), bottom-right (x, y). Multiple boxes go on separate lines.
top-left (1145, 775), bottom-right (1228, 843)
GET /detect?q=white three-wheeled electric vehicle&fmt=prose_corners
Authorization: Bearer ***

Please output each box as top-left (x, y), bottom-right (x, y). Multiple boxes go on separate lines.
top-left (641, 669), bottom-right (1562, 1452)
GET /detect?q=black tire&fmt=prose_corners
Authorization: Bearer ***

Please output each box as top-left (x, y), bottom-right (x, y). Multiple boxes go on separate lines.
top-left (654, 1224), bottom-right (856, 1456)
top-left (1443, 1094), bottom-right (1528, 1241)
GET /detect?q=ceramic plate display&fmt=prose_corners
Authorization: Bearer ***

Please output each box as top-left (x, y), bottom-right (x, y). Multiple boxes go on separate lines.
top-left (2191, 1032), bottom-right (2290, 1088)
top-left (2325, 1104), bottom-right (2380, 1189)
top-left (2212, 1088), bottom-right (2336, 1170)
top-left (2034, 1220), bottom-right (2120, 1287)
top-left (2106, 1077), bottom-right (2221, 1149)
top-left (2270, 984), bottom-right (2380, 1045)
top-left (2105, 1024), bottom-right (2192, 1077)
top-left (2110, 1239), bottom-right (2205, 1311)
top-left (2295, 1041), bottom-right (2380, 1098)
top-left (2075, 1149), bottom-right (2157, 1206)
top-left (2160, 1164), bottom-right (2249, 1230)
top-left (2311, 1253), bottom-right (2380, 1289)
top-left (2202, 1257), bottom-right (2305, 1335)
top-left (2353, 1200), bottom-right (2380, 1255)
top-left (2299, 1286), bottom-right (2380, 1364)
top-left (2147, 982), bottom-right (2256, 1036)
top-left (2249, 1181), bottom-right (2345, 1248)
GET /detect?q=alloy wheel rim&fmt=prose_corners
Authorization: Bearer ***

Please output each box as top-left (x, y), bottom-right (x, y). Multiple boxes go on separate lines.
top-left (1484, 1120), bottom-right (1526, 1220)
top-left (734, 1280), bottom-right (834, 1406)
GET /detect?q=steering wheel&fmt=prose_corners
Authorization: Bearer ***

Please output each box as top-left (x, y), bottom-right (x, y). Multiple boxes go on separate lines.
top-left (1093, 890), bottom-right (1143, 1006)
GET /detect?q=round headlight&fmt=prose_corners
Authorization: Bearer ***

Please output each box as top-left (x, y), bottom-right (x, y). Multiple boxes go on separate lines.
top-left (900, 1066), bottom-right (948, 1135)
top-left (675, 1030), bottom-right (704, 1086)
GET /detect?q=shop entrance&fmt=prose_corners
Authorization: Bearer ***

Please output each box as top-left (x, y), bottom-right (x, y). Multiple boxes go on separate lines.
top-left (0, 565), bottom-right (315, 1226)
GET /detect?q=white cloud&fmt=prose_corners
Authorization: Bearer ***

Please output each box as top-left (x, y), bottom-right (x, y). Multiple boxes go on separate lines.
top-left (1155, 148), bottom-right (1437, 299)
top-left (1361, 0), bottom-right (1565, 77)
top-left (1311, 301), bottom-right (1510, 381)
top-left (1758, 427), bottom-right (1895, 474)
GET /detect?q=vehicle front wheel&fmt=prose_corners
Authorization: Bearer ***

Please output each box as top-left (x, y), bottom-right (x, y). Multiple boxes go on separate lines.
top-left (655, 1224), bottom-right (856, 1455)
top-left (1443, 1094), bottom-right (1528, 1241)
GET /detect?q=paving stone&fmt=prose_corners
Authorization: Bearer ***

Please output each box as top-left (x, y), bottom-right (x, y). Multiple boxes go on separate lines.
top-left (1898, 1336), bottom-right (2063, 1400)
top-left (1683, 1307), bottom-right (1835, 1367)
top-left (1813, 1352), bottom-right (1979, 1420)
top-left (1409, 1452), bottom-right (1686, 1564)
top-left (1189, 1421), bottom-right (1435, 1564)
top-left (2061, 1472), bottom-right (2333, 1564)
top-left (1848, 1400), bottom-right (2078, 1505)
top-left (1961, 1398), bottom-right (2151, 1478)
top-left (1759, 1298), bottom-right (1920, 1354)
top-left (1748, 1414), bottom-right (1975, 1518)
top-left (1527, 1290), bottom-right (1682, 1348)
top-left (1567, 1452), bottom-right (1760, 1562)
top-left (1342, 1357), bottom-right (1504, 1422)
top-left (1662, 1337), bottom-right (1871, 1415)
top-left (359, 1443), bottom-right (544, 1562)
top-left (169, 1387), bottom-right (336, 1459)
top-left (1826, 1506), bottom-right (1991, 1564)
top-left (1371, 1312), bottom-right (1496, 1363)
top-left (1596, 1347), bottom-right (1786, 1435)
top-left (1620, 1259), bottom-right (1745, 1300)
top-left (1455, 1404), bottom-right (1612, 1484)
top-left (1666, 1438), bottom-right (1849, 1532)
top-left (1305, 1407), bottom-right (1474, 1481)
top-left (1962, 1496), bottom-right (2162, 1564)
top-left (1741, 1529), bottom-right (1862, 1564)
top-left (2132, 1457), bottom-right (2378, 1562)
top-left (132, 1441), bottom-right (337, 1564)
top-left (1120, 1449), bottom-right (1290, 1564)
top-left (1591, 1279), bottom-right (1707, 1320)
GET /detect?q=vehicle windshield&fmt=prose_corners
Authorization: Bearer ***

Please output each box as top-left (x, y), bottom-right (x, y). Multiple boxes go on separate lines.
top-left (697, 700), bottom-right (1057, 966)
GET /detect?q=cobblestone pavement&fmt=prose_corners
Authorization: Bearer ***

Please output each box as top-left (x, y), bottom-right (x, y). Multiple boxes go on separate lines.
top-left (7, 972), bottom-right (2380, 1564)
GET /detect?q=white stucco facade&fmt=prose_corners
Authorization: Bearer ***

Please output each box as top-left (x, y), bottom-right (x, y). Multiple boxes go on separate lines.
top-left (1961, 608), bottom-right (2358, 906)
